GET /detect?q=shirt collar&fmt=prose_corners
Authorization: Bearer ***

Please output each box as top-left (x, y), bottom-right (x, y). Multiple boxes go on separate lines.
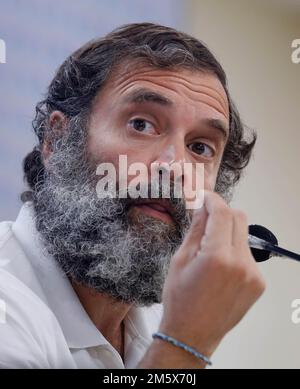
top-left (11, 202), bottom-right (163, 350)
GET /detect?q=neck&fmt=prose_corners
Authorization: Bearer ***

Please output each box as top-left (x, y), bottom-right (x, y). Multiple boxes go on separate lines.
top-left (71, 280), bottom-right (132, 359)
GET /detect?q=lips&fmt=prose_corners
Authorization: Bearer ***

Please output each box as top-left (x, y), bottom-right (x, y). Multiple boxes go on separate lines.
top-left (130, 200), bottom-right (174, 224)
top-left (145, 203), bottom-right (169, 213)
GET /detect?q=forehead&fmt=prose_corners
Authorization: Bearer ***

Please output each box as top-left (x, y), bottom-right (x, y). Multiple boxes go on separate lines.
top-left (93, 63), bottom-right (230, 123)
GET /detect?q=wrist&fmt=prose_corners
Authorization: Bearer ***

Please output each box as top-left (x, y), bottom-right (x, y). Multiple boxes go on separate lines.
top-left (157, 322), bottom-right (219, 360)
top-left (152, 332), bottom-right (212, 366)
top-left (138, 338), bottom-right (207, 369)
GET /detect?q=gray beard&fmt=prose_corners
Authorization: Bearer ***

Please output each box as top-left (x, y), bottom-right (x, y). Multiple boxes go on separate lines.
top-left (32, 137), bottom-right (191, 307)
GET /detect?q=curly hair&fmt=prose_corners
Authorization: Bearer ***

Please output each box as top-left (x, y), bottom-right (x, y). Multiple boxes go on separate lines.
top-left (22, 22), bottom-right (256, 202)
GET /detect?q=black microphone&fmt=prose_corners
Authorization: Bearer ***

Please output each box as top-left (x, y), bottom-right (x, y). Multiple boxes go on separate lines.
top-left (248, 224), bottom-right (300, 262)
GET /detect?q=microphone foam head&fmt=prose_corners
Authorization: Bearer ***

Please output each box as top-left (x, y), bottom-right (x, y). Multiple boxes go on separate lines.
top-left (248, 224), bottom-right (278, 262)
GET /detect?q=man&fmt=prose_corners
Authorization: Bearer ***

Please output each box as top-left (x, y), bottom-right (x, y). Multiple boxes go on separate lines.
top-left (0, 23), bottom-right (265, 368)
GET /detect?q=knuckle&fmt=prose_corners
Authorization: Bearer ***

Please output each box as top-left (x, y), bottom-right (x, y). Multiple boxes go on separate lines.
top-left (214, 205), bottom-right (232, 220)
top-left (204, 252), bottom-right (223, 270)
top-left (233, 209), bottom-right (248, 224)
top-left (233, 260), bottom-right (248, 279)
top-left (247, 272), bottom-right (266, 295)
top-left (207, 190), bottom-right (222, 202)
top-left (206, 251), bottom-right (232, 272)
top-left (256, 276), bottom-right (266, 294)
top-left (215, 248), bottom-right (232, 263)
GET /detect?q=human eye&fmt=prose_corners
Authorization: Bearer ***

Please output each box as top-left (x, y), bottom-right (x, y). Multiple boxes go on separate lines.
top-left (127, 118), bottom-right (157, 135)
top-left (187, 142), bottom-right (215, 158)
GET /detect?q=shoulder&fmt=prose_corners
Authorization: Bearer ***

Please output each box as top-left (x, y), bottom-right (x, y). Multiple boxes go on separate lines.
top-left (0, 268), bottom-right (73, 368)
top-left (0, 220), bottom-right (13, 250)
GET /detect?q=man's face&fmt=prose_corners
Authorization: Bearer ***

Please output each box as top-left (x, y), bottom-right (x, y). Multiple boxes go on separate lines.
top-left (88, 63), bottom-right (229, 222)
top-left (34, 64), bottom-right (230, 307)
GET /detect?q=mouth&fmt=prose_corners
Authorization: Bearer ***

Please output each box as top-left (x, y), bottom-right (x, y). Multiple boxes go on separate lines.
top-left (129, 199), bottom-right (174, 224)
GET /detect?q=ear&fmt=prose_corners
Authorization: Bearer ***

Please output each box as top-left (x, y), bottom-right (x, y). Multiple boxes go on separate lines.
top-left (42, 111), bottom-right (68, 166)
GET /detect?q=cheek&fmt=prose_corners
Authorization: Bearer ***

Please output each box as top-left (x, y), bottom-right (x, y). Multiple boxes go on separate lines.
top-left (87, 126), bottom-right (132, 169)
top-left (87, 136), bottom-right (151, 187)
top-left (88, 116), bottom-right (153, 165)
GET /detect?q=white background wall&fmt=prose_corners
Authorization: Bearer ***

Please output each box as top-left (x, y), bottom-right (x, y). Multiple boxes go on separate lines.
top-left (183, 0), bottom-right (300, 368)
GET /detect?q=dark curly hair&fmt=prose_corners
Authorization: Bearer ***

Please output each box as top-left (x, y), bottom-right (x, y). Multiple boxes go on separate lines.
top-left (22, 22), bottom-right (256, 202)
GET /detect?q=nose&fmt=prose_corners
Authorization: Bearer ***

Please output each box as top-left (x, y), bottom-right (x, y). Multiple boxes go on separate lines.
top-left (151, 141), bottom-right (186, 188)
top-left (150, 140), bottom-right (204, 209)
top-left (155, 143), bottom-right (184, 165)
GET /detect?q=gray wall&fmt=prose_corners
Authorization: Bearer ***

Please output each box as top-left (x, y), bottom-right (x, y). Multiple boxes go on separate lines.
top-left (0, 0), bottom-right (182, 219)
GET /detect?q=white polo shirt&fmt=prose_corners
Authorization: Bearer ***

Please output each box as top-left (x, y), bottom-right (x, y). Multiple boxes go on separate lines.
top-left (0, 202), bottom-right (163, 369)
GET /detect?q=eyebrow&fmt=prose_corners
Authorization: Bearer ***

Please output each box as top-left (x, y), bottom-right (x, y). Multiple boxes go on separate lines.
top-left (123, 87), bottom-right (173, 106)
top-left (204, 118), bottom-right (229, 140)
top-left (123, 87), bottom-right (229, 139)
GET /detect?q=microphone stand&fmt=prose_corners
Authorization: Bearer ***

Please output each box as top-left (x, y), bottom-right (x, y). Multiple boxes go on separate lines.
top-left (248, 234), bottom-right (300, 262)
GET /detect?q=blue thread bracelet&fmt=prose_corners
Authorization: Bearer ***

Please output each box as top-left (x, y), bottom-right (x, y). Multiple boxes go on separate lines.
top-left (152, 332), bottom-right (212, 366)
